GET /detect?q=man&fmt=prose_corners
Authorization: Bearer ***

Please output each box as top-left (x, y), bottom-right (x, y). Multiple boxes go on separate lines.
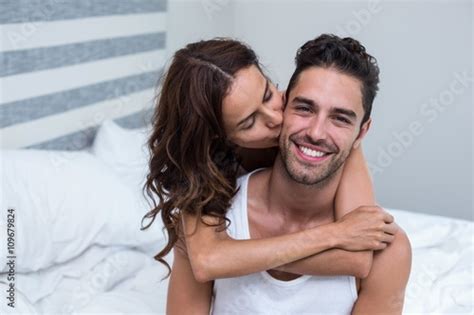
top-left (169, 34), bottom-right (412, 314)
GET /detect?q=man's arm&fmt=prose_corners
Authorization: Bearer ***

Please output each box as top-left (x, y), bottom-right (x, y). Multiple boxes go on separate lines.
top-left (167, 241), bottom-right (213, 315)
top-left (351, 228), bottom-right (412, 315)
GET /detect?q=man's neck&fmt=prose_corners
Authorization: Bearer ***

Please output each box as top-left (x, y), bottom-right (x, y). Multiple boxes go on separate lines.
top-left (264, 155), bottom-right (343, 226)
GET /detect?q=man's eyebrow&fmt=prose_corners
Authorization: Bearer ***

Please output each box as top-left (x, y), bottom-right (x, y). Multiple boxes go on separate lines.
top-left (293, 96), bottom-right (316, 108)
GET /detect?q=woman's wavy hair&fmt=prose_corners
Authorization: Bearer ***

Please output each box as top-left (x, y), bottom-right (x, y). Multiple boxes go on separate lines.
top-left (141, 38), bottom-right (261, 277)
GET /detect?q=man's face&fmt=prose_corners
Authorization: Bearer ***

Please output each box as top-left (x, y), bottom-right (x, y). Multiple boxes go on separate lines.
top-left (279, 66), bottom-right (371, 186)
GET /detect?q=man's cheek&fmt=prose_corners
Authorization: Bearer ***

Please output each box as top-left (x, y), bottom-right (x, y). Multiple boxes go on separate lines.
top-left (281, 120), bottom-right (299, 137)
top-left (334, 130), bottom-right (356, 147)
top-left (287, 115), bottom-right (310, 131)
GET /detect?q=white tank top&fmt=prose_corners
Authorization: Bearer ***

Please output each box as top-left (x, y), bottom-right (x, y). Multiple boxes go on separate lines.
top-left (211, 170), bottom-right (358, 315)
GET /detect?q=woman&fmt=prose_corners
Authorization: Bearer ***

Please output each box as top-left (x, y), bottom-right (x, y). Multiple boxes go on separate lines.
top-left (142, 38), bottom-right (395, 313)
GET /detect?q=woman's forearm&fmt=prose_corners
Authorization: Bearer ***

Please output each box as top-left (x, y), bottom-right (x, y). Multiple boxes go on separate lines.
top-left (184, 207), bottom-right (391, 282)
top-left (273, 249), bottom-right (373, 279)
top-left (185, 216), bottom-right (341, 282)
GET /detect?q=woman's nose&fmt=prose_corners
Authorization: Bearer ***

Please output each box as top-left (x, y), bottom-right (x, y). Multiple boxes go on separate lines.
top-left (264, 106), bottom-right (283, 128)
top-left (263, 88), bottom-right (284, 128)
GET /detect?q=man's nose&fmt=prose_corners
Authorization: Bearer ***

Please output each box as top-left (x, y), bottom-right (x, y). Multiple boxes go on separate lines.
top-left (306, 117), bottom-right (329, 141)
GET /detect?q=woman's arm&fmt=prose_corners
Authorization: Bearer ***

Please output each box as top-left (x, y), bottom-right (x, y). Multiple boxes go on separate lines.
top-left (334, 146), bottom-right (376, 220)
top-left (183, 204), bottom-right (395, 282)
top-left (183, 213), bottom-right (337, 282)
top-left (167, 239), bottom-right (214, 315)
top-left (334, 146), bottom-right (376, 272)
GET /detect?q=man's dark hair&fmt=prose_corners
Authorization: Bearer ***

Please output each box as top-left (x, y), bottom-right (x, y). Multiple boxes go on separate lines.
top-left (285, 34), bottom-right (380, 126)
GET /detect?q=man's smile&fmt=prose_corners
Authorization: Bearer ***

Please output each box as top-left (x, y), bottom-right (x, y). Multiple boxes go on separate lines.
top-left (292, 141), bottom-right (334, 163)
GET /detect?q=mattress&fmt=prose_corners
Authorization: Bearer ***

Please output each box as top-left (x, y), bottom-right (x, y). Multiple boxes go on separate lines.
top-left (1, 208), bottom-right (472, 315)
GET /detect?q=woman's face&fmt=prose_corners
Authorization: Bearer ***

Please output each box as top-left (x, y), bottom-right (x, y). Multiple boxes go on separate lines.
top-left (222, 65), bottom-right (284, 149)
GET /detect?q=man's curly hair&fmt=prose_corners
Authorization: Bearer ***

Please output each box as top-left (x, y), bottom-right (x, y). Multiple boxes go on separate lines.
top-left (285, 34), bottom-right (380, 126)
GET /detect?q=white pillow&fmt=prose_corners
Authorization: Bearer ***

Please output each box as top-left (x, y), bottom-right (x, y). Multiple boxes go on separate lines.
top-left (91, 120), bottom-right (165, 255)
top-left (0, 149), bottom-right (164, 273)
top-left (91, 120), bottom-right (151, 195)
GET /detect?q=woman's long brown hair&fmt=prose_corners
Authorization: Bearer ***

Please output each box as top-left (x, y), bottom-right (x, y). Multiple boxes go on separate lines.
top-left (141, 38), bottom-right (261, 277)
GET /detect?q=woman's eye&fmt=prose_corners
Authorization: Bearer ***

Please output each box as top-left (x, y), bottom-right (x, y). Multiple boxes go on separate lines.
top-left (263, 90), bottom-right (273, 103)
top-left (242, 117), bottom-right (256, 130)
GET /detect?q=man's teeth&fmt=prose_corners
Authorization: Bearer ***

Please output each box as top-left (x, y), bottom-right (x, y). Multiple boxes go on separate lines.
top-left (299, 146), bottom-right (326, 158)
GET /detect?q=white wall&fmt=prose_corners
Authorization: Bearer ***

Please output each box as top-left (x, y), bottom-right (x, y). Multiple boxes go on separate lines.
top-left (167, 0), bottom-right (473, 220)
top-left (166, 0), bottom-right (235, 60)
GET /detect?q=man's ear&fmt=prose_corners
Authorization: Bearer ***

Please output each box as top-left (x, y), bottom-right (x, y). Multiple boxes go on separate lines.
top-left (353, 118), bottom-right (372, 149)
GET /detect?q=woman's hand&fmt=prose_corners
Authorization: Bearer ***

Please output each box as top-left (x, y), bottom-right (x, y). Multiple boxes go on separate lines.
top-left (333, 206), bottom-right (398, 251)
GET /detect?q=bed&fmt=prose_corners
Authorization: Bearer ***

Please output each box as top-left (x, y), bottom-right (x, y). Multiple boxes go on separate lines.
top-left (0, 120), bottom-right (472, 315)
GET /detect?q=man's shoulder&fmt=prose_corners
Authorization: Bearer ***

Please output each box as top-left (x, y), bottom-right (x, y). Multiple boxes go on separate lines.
top-left (362, 225), bottom-right (412, 287)
top-left (354, 226), bottom-right (412, 313)
top-left (385, 226), bottom-right (412, 262)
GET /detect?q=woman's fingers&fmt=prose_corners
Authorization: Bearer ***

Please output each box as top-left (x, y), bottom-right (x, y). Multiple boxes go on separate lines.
top-left (381, 233), bottom-right (396, 244)
top-left (382, 211), bottom-right (394, 224)
top-left (375, 242), bottom-right (388, 251)
top-left (383, 222), bottom-right (399, 235)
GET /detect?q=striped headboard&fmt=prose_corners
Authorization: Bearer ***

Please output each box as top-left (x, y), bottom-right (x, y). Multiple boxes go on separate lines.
top-left (0, 0), bottom-right (167, 150)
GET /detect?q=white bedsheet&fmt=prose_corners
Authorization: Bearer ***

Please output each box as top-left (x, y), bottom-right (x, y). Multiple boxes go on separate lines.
top-left (0, 209), bottom-right (472, 315)
top-left (0, 241), bottom-right (171, 314)
top-left (390, 209), bottom-right (473, 314)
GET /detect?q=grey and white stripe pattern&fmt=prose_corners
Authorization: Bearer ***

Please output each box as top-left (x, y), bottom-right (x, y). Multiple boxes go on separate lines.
top-left (0, 0), bottom-right (167, 150)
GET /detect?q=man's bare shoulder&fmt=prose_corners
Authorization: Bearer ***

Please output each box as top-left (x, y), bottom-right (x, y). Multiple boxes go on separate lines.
top-left (378, 225), bottom-right (411, 263)
top-left (353, 226), bottom-right (412, 314)
top-left (368, 225), bottom-right (412, 282)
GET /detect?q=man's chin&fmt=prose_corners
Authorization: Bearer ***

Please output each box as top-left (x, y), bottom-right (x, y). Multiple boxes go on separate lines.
top-left (283, 163), bottom-right (327, 186)
top-left (283, 154), bottom-right (346, 187)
